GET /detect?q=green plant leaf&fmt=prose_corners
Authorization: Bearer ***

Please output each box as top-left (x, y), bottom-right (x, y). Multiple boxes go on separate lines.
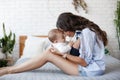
top-left (3, 23), bottom-right (7, 37)
top-left (0, 59), bottom-right (8, 67)
top-left (105, 48), bottom-right (109, 54)
top-left (114, 0), bottom-right (120, 50)
top-left (0, 23), bottom-right (16, 55)
top-left (8, 31), bottom-right (12, 39)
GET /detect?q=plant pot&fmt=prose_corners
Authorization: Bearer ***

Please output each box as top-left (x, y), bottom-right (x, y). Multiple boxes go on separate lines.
top-left (6, 53), bottom-right (12, 59)
top-left (0, 48), bottom-right (6, 59)
top-left (0, 59), bottom-right (8, 67)
top-left (6, 53), bottom-right (13, 66)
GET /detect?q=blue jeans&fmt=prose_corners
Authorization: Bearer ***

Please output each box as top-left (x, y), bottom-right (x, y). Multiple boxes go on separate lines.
top-left (80, 70), bottom-right (104, 77)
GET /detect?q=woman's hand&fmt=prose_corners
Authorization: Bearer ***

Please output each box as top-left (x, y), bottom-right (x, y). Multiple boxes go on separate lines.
top-left (73, 38), bottom-right (80, 49)
top-left (64, 54), bottom-right (87, 67)
top-left (68, 41), bottom-right (74, 47)
top-left (63, 54), bottom-right (67, 59)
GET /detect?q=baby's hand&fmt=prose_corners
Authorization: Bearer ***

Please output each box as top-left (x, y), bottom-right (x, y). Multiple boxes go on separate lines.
top-left (50, 47), bottom-right (57, 53)
top-left (50, 45), bottom-right (59, 53)
top-left (49, 45), bottom-right (63, 56)
top-left (68, 41), bottom-right (74, 47)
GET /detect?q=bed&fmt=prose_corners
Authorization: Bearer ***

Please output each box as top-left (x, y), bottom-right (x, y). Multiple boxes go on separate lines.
top-left (0, 35), bottom-right (120, 80)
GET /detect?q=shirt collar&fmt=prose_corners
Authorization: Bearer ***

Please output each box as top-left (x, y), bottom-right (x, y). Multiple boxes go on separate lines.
top-left (75, 30), bottom-right (81, 39)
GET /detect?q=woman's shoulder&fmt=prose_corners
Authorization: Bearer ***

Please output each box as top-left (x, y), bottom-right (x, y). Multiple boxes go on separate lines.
top-left (82, 28), bottom-right (94, 34)
top-left (81, 28), bottom-right (96, 39)
top-left (82, 28), bottom-right (90, 32)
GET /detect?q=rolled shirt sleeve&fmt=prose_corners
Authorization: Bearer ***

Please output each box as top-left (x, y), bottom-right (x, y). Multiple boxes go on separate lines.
top-left (79, 28), bottom-right (95, 64)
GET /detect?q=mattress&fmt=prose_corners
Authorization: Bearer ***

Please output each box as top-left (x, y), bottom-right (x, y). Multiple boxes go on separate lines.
top-left (0, 55), bottom-right (120, 80)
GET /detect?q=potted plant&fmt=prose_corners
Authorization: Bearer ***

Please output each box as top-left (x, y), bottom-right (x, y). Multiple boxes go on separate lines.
top-left (72, 0), bottom-right (88, 13)
top-left (0, 23), bottom-right (16, 67)
top-left (114, 0), bottom-right (120, 50)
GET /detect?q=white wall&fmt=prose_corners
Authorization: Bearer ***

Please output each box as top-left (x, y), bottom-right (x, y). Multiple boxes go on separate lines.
top-left (0, 0), bottom-right (119, 61)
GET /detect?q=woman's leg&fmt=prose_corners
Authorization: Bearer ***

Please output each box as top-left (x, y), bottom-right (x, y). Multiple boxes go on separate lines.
top-left (47, 52), bottom-right (79, 75)
top-left (0, 52), bottom-right (47, 76)
top-left (0, 49), bottom-right (79, 76)
top-left (0, 50), bottom-right (49, 76)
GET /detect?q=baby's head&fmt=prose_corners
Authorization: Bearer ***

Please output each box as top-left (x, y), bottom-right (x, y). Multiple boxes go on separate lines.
top-left (48, 29), bottom-right (65, 43)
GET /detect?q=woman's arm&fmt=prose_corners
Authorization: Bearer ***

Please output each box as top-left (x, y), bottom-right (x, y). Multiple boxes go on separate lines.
top-left (64, 54), bottom-right (87, 67)
top-left (72, 38), bottom-right (80, 49)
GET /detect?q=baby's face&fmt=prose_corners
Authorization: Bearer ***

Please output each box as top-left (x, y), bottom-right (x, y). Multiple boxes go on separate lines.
top-left (57, 33), bottom-right (65, 43)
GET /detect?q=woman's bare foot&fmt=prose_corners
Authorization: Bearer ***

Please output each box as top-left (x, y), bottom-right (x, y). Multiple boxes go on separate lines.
top-left (0, 68), bottom-right (8, 76)
top-left (0, 67), bottom-right (6, 70)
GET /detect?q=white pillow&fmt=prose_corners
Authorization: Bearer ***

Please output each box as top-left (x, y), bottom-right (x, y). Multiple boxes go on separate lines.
top-left (21, 36), bottom-right (51, 58)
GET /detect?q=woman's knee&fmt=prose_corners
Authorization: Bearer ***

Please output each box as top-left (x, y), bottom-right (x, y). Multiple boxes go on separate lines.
top-left (42, 49), bottom-right (54, 60)
top-left (43, 49), bottom-right (51, 55)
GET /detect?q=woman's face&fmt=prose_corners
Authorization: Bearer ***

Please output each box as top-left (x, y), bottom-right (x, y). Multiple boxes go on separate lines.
top-left (64, 31), bottom-right (75, 37)
top-left (58, 28), bottom-right (75, 37)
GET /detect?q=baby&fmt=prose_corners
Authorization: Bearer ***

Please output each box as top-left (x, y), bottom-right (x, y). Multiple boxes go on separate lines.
top-left (48, 29), bottom-right (73, 55)
top-left (48, 29), bottom-right (80, 57)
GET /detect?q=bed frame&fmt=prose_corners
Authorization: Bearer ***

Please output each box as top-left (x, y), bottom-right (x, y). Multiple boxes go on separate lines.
top-left (19, 35), bottom-right (47, 57)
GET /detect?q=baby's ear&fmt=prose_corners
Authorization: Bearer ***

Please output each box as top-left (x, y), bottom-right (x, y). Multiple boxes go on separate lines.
top-left (53, 40), bottom-right (57, 43)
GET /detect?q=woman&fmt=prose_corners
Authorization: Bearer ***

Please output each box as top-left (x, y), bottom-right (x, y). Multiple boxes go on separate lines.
top-left (0, 12), bottom-right (107, 77)
top-left (56, 12), bottom-right (108, 76)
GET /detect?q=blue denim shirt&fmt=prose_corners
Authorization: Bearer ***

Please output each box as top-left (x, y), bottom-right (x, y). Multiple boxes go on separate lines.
top-left (76, 28), bottom-right (105, 76)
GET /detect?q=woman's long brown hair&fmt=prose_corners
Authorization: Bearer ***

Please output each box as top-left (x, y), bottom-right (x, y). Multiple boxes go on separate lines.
top-left (56, 12), bottom-right (108, 46)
